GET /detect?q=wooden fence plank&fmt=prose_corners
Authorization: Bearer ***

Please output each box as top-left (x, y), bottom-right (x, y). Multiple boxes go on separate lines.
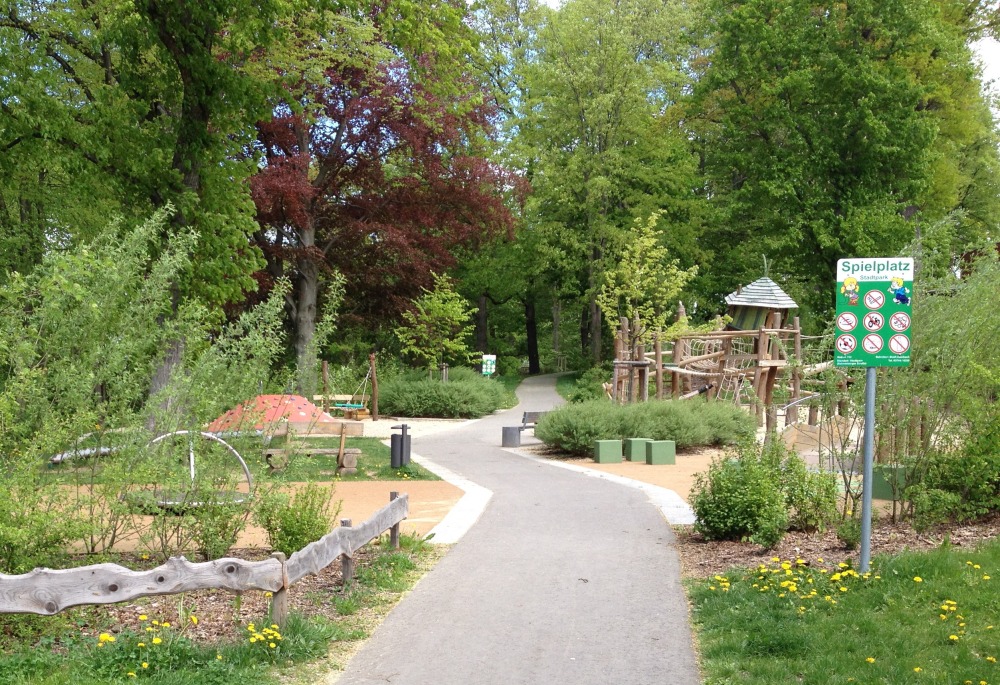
top-left (285, 494), bottom-right (408, 585)
top-left (0, 557), bottom-right (283, 615)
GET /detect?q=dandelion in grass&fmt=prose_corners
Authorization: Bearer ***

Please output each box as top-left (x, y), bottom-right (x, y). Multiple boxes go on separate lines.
top-left (139, 615), bottom-right (148, 621)
top-left (152, 637), bottom-right (162, 645)
top-left (986, 656), bottom-right (996, 663)
top-left (914, 667), bottom-right (922, 673)
top-left (127, 673), bottom-right (136, 678)
top-left (985, 575), bottom-right (992, 580)
top-left (216, 655), bottom-right (223, 660)
top-left (866, 657), bottom-right (876, 663)
top-left (137, 643), bottom-right (145, 648)
top-left (269, 642), bottom-right (276, 648)
top-left (142, 663), bottom-right (148, 669)
top-left (161, 622), bottom-right (170, 628)
top-left (949, 635), bottom-right (960, 641)
top-left (189, 615), bottom-right (198, 626)
top-left (914, 576), bottom-right (923, 583)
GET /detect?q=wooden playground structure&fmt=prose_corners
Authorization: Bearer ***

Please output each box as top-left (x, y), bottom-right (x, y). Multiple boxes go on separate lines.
top-left (609, 277), bottom-right (820, 432)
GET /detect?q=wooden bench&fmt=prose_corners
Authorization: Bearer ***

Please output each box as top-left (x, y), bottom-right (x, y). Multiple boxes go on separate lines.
top-left (520, 411), bottom-right (548, 433)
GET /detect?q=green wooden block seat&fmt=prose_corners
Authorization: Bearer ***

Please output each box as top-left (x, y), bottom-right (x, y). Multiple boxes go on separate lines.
top-left (646, 440), bottom-right (676, 465)
top-left (594, 439), bottom-right (622, 463)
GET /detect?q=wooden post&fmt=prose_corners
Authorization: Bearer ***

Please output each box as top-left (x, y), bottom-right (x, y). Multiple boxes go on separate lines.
top-left (337, 430), bottom-right (347, 466)
top-left (709, 337), bottom-right (733, 400)
top-left (389, 492), bottom-right (400, 550)
top-left (654, 334), bottom-right (663, 400)
top-left (369, 353), bottom-right (379, 421)
top-left (339, 519), bottom-right (354, 585)
top-left (671, 338), bottom-right (682, 399)
top-left (321, 361), bottom-right (330, 413)
top-left (269, 552), bottom-right (289, 629)
top-left (612, 332), bottom-right (623, 402)
top-left (788, 317), bottom-right (802, 424)
top-left (808, 404), bottom-right (819, 426)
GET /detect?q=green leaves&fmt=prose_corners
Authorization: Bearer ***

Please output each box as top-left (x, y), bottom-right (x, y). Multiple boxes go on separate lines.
top-left (394, 272), bottom-right (479, 370)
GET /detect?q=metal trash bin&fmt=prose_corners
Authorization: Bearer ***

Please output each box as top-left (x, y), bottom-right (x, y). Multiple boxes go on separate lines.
top-left (501, 426), bottom-right (521, 448)
top-left (391, 424), bottom-right (411, 468)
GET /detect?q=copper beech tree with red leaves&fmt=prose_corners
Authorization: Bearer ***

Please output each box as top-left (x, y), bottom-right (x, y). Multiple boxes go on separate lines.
top-left (250, 51), bottom-right (518, 372)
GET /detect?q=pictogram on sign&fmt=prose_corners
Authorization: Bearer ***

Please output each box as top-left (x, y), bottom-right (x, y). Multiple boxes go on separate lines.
top-left (889, 312), bottom-right (911, 332)
top-left (863, 312), bottom-right (884, 332)
top-left (888, 334), bottom-right (910, 355)
top-left (862, 334), bottom-right (883, 354)
top-left (836, 335), bottom-right (857, 354)
top-left (837, 312), bottom-right (858, 332)
top-left (864, 291), bottom-right (885, 309)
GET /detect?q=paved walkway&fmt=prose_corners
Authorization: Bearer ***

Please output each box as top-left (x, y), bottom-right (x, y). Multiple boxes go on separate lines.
top-left (334, 375), bottom-right (700, 685)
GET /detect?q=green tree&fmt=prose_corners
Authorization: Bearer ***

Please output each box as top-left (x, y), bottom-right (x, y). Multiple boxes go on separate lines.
top-left (509, 0), bottom-right (705, 362)
top-left (395, 273), bottom-right (479, 372)
top-left (596, 212), bottom-right (698, 348)
top-left (686, 0), bottom-right (1000, 328)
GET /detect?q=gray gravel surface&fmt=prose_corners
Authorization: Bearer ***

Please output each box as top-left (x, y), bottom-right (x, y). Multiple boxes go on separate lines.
top-left (333, 375), bottom-right (701, 685)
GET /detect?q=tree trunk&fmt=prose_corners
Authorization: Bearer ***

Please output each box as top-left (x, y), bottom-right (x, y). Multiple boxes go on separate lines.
top-left (589, 294), bottom-right (602, 363)
top-left (552, 298), bottom-right (561, 353)
top-left (525, 298), bottom-right (540, 374)
top-left (295, 228), bottom-right (319, 394)
top-left (476, 294), bottom-right (488, 352)
top-left (580, 303), bottom-right (590, 358)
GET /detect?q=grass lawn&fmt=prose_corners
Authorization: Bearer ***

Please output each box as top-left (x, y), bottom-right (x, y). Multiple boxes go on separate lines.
top-left (689, 538), bottom-right (1000, 685)
top-left (555, 371), bottom-right (582, 400)
top-left (267, 436), bottom-right (438, 482)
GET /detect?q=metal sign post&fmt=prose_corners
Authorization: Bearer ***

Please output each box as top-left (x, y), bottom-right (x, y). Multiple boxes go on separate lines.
top-left (835, 258), bottom-right (913, 573)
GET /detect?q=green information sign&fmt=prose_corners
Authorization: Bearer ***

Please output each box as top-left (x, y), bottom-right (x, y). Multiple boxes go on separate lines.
top-left (834, 257), bottom-right (913, 368)
top-left (482, 354), bottom-right (496, 376)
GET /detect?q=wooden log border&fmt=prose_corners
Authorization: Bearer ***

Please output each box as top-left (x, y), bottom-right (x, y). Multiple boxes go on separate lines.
top-left (0, 492), bottom-right (408, 627)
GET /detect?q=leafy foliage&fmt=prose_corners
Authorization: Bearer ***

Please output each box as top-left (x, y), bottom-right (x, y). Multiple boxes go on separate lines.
top-left (395, 273), bottom-right (479, 370)
top-left (691, 438), bottom-right (838, 547)
top-left (535, 399), bottom-right (755, 456)
top-left (379, 368), bottom-right (516, 419)
top-left (254, 484), bottom-right (341, 557)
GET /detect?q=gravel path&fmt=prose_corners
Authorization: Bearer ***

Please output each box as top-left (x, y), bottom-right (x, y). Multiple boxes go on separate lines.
top-left (332, 375), bottom-right (701, 685)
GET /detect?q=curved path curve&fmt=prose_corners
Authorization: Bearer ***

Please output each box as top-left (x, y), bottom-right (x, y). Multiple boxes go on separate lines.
top-left (334, 375), bottom-right (700, 685)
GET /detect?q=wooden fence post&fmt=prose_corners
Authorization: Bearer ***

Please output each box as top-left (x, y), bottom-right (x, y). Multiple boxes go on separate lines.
top-left (339, 519), bottom-right (354, 585)
top-left (269, 552), bottom-right (289, 629)
top-left (389, 492), bottom-right (400, 550)
top-left (654, 334), bottom-right (663, 400)
top-left (369, 353), bottom-right (379, 421)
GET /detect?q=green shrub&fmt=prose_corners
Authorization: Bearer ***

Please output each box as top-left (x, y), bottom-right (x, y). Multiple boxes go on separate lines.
top-left (255, 484), bottom-right (341, 556)
top-left (691, 456), bottom-right (788, 548)
top-left (0, 461), bottom-right (84, 573)
top-left (564, 365), bottom-right (611, 403)
top-left (836, 516), bottom-right (862, 550)
top-left (690, 438), bottom-right (838, 548)
top-left (756, 438), bottom-right (838, 532)
top-left (534, 399), bottom-right (755, 455)
top-left (379, 367), bottom-right (516, 418)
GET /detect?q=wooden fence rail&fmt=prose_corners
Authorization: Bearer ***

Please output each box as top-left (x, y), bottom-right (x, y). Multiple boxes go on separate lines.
top-left (0, 492), bottom-right (408, 627)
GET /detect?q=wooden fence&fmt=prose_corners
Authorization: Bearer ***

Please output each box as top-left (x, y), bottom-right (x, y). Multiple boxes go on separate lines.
top-left (0, 492), bottom-right (408, 627)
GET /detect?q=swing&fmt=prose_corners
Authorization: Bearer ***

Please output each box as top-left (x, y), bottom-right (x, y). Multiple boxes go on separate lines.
top-left (333, 368), bottom-right (371, 411)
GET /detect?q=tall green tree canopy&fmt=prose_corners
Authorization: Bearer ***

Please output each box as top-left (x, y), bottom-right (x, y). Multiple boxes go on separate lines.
top-left (686, 0), bottom-right (1000, 327)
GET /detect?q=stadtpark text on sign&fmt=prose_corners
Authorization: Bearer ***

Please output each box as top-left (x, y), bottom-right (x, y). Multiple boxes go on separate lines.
top-left (834, 257), bottom-right (913, 368)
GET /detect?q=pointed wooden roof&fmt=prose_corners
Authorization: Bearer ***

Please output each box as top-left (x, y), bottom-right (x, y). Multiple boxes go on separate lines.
top-left (725, 277), bottom-right (798, 309)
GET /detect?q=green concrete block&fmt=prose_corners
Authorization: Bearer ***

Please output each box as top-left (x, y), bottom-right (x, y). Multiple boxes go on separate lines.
top-left (871, 465), bottom-right (909, 500)
top-left (624, 438), bottom-right (651, 462)
top-left (646, 440), bottom-right (676, 465)
top-left (593, 440), bottom-right (622, 463)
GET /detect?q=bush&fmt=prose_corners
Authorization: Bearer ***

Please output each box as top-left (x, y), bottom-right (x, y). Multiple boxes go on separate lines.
top-left (534, 399), bottom-right (755, 455)
top-left (564, 365), bottom-right (611, 403)
top-left (255, 484), bottom-right (341, 556)
top-left (690, 438), bottom-right (839, 548)
top-left (379, 367), bottom-right (516, 418)
top-left (691, 456), bottom-right (788, 548)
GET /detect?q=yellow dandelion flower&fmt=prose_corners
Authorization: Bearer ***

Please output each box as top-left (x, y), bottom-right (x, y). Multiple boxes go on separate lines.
top-left (269, 642), bottom-right (276, 648)
top-left (152, 637), bottom-right (162, 645)
top-left (913, 576), bottom-right (923, 583)
top-left (866, 657), bottom-right (876, 663)
top-left (189, 616), bottom-right (198, 625)
top-left (987, 656), bottom-right (997, 663)
top-left (127, 673), bottom-right (136, 678)
top-left (98, 633), bottom-right (116, 643)
top-left (139, 615), bottom-right (148, 621)
top-left (271, 624), bottom-right (279, 630)
top-left (817, 557), bottom-right (824, 563)
top-left (137, 643), bottom-right (145, 648)
top-left (151, 621), bottom-right (159, 626)
top-left (250, 637), bottom-right (257, 643)
top-left (985, 575), bottom-right (992, 581)
top-left (974, 564), bottom-right (981, 570)
top-left (161, 622), bottom-right (170, 628)
top-left (142, 663), bottom-right (149, 669)
top-left (914, 667), bottom-right (922, 672)
top-left (950, 635), bottom-right (960, 641)
top-left (216, 655), bottom-right (223, 660)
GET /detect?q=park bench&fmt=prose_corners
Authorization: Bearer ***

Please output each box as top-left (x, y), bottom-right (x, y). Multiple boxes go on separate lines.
top-left (520, 411), bottom-right (548, 433)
